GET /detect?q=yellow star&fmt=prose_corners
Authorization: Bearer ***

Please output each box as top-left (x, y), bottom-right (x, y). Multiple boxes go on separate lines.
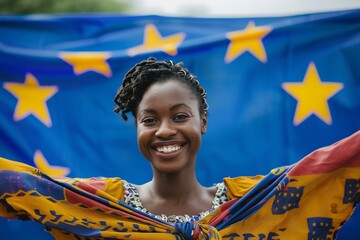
top-left (225, 21), bottom-right (272, 63)
top-left (34, 150), bottom-right (70, 177)
top-left (282, 62), bottom-right (343, 126)
top-left (59, 52), bottom-right (112, 77)
top-left (3, 73), bottom-right (58, 127)
top-left (127, 23), bottom-right (185, 56)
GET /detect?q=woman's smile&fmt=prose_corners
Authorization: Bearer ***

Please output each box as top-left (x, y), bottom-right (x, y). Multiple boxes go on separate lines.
top-left (153, 143), bottom-right (186, 159)
top-left (151, 139), bottom-right (187, 153)
top-left (155, 144), bottom-right (182, 153)
top-left (150, 139), bottom-right (187, 160)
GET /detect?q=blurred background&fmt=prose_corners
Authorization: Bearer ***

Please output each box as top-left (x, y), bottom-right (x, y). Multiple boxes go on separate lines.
top-left (0, 0), bottom-right (359, 239)
top-left (1, 0), bottom-right (360, 16)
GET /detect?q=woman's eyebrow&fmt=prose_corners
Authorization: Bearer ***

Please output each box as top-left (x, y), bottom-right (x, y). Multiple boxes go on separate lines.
top-left (138, 104), bottom-right (191, 116)
top-left (170, 103), bottom-right (192, 111)
top-left (138, 108), bottom-right (156, 116)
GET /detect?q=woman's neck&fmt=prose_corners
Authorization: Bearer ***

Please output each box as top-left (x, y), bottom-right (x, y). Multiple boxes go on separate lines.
top-left (135, 170), bottom-right (216, 216)
top-left (151, 171), bottom-right (203, 201)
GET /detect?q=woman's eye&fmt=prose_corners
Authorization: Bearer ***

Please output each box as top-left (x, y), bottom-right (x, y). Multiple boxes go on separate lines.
top-left (174, 114), bottom-right (189, 121)
top-left (141, 118), bottom-right (156, 125)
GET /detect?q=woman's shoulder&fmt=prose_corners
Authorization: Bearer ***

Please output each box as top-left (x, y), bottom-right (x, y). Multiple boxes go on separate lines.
top-left (223, 175), bottom-right (264, 199)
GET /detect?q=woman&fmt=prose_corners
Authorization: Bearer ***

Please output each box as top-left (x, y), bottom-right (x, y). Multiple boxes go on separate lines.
top-left (0, 57), bottom-right (359, 239)
top-left (113, 57), bottom-right (229, 223)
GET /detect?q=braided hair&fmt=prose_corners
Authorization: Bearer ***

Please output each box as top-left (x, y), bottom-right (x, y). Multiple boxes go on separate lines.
top-left (114, 57), bottom-right (208, 121)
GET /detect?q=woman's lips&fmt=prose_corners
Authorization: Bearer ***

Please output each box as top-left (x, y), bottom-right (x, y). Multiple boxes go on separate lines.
top-left (156, 144), bottom-right (182, 153)
top-left (151, 142), bottom-right (186, 158)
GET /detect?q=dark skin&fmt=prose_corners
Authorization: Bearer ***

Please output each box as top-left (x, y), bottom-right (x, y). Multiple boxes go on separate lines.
top-left (133, 79), bottom-right (217, 216)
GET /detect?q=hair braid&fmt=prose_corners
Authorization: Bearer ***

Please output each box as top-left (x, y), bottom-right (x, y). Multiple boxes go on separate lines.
top-left (114, 57), bottom-right (208, 121)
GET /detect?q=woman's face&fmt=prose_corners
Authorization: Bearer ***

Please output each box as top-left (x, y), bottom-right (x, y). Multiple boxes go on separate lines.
top-left (136, 79), bottom-right (207, 174)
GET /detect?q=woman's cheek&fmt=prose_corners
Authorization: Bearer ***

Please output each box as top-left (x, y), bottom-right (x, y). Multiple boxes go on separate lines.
top-left (137, 129), bottom-right (153, 158)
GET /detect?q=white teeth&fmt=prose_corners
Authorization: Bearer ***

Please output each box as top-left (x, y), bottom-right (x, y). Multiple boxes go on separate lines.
top-left (156, 145), bottom-right (181, 153)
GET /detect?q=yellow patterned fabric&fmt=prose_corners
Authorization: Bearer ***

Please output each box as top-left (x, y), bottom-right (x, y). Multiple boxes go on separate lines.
top-left (0, 131), bottom-right (359, 239)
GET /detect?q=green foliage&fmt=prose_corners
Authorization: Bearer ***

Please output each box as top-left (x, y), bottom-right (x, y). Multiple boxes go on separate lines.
top-left (0, 0), bottom-right (131, 14)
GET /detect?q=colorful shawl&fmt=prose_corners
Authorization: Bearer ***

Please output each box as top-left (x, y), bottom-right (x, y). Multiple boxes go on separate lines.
top-left (1, 131), bottom-right (359, 239)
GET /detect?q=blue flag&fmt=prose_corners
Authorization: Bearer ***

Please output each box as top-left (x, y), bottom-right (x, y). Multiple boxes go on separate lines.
top-left (0, 10), bottom-right (359, 239)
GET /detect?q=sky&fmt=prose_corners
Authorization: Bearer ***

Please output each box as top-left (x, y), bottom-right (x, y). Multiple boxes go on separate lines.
top-left (129, 0), bottom-right (360, 17)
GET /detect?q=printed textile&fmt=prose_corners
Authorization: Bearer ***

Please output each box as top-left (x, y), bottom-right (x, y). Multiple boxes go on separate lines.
top-left (0, 131), bottom-right (359, 239)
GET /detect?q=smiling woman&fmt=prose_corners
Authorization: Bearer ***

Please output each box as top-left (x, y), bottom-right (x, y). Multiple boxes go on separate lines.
top-left (114, 58), bottom-right (220, 221)
top-left (0, 57), bottom-right (359, 239)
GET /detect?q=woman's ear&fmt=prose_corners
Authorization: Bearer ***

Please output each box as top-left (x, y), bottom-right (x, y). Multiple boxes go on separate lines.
top-left (201, 112), bottom-right (208, 134)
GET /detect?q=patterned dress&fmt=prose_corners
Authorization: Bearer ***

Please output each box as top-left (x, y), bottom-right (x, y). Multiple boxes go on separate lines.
top-left (122, 180), bottom-right (230, 224)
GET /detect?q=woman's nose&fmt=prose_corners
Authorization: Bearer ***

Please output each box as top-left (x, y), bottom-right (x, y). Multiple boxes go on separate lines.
top-left (155, 121), bottom-right (177, 138)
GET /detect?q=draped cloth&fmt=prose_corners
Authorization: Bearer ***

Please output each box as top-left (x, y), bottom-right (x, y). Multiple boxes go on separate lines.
top-left (0, 131), bottom-right (359, 240)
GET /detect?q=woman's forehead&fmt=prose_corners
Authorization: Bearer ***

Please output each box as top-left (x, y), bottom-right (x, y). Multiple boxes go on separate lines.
top-left (138, 81), bottom-right (197, 109)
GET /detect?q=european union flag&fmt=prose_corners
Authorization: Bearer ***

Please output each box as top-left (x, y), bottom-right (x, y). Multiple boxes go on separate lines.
top-left (343, 179), bottom-right (360, 205)
top-left (272, 186), bottom-right (304, 214)
top-left (307, 217), bottom-right (334, 240)
top-left (0, 9), bottom-right (359, 240)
